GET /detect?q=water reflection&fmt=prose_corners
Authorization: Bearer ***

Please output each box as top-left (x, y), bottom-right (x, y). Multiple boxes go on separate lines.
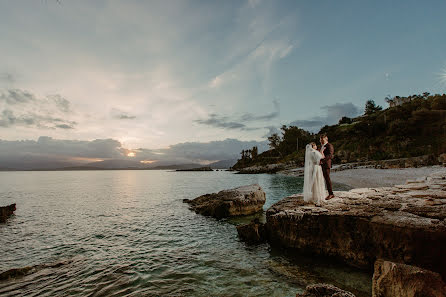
top-left (0, 170), bottom-right (370, 297)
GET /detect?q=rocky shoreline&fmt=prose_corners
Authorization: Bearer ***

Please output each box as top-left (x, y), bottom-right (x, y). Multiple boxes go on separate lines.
top-left (237, 168), bottom-right (446, 296)
top-left (234, 154), bottom-right (445, 177)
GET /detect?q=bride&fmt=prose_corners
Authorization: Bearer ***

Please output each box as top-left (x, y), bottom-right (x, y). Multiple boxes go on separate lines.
top-left (303, 142), bottom-right (327, 206)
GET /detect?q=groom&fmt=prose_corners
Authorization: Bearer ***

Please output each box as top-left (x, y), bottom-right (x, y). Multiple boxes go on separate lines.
top-left (319, 134), bottom-right (334, 200)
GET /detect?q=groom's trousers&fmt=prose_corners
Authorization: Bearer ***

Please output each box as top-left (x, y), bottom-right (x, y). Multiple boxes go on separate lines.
top-left (322, 166), bottom-right (333, 195)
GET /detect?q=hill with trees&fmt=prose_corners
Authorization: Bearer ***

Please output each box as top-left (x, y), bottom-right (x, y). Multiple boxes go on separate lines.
top-left (232, 93), bottom-right (446, 170)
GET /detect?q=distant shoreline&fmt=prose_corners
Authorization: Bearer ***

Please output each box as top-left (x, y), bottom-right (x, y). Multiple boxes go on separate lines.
top-left (0, 167), bottom-right (230, 172)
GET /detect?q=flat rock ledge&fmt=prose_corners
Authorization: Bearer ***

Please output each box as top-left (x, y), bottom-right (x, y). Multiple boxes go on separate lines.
top-left (266, 169), bottom-right (446, 279)
top-left (296, 283), bottom-right (355, 297)
top-left (183, 184), bottom-right (266, 219)
top-left (372, 259), bottom-right (446, 297)
top-left (0, 203), bottom-right (16, 223)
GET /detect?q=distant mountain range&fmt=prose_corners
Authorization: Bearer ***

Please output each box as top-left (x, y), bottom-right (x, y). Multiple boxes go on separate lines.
top-left (0, 158), bottom-right (238, 171)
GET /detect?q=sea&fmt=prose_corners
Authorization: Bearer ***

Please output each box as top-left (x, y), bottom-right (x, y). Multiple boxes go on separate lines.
top-left (0, 170), bottom-right (371, 297)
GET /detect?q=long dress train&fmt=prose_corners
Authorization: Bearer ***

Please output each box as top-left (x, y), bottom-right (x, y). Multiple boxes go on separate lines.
top-left (303, 144), bottom-right (327, 205)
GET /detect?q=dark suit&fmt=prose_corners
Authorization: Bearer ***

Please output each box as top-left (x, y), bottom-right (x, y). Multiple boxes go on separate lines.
top-left (320, 142), bottom-right (334, 195)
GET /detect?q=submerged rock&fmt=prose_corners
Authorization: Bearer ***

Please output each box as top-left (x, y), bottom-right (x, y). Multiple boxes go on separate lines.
top-left (0, 266), bottom-right (36, 280)
top-left (0, 203), bottom-right (16, 223)
top-left (266, 169), bottom-right (446, 279)
top-left (184, 184), bottom-right (266, 219)
top-left (296, 283), bottom-right (355, 297)
top-left (236, 218), bottom-right (266, 243)
top-left (372, 259), bottom-right (446, 297)
top-left (0, 259), bottom-right (73, 281)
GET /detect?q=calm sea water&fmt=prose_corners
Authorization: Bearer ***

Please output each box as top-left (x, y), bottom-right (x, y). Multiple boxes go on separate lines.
top-left (0, 170), bottom-right (370, 297)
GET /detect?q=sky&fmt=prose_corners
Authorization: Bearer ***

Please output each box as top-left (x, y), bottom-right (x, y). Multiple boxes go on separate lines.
top-left (0, 0), bottom-right (445, 167)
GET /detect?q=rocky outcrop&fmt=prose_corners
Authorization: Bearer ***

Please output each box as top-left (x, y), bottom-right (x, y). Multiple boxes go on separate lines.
top-left (372, 259), bottom-right (446, 297)
top-left (266, 169), bottom-right (446, 279)
top-left (236, 218), bottom-right (266, 243)
top-left (0, 203), bottom-right (16, 223)
top-left (184, 184), bottom-right (266, 218)
top-left (296, 283), bottom-right (355, 297)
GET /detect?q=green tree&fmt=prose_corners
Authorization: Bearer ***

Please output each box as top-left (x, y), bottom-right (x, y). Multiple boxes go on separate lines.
top-left (251, 146), bottom-right (258, 160)
top-left (338, 116), bottom-right (352, 124)
top-left (365, 100), bottom-right (383, 115)
top-left (267, 133), bottom-right (281, 151)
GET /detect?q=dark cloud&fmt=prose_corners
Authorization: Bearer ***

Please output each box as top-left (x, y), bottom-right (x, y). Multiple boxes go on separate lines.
top-left (195, 100), bottom-right (279, 130)
top-left (117, 114), bottom-right (136, 120)
top-left (48, 94), bottom-right (71, 113)
top-left (0, 88), bottom-right (76, 130)
top-left (55, 124), bottom-right (75, 129)
top-left (136, 138), bottom-right (268, 164)
top-left (194, 114), bottom-right (250, 130)
top-left (0, 137), bottom-right (268, 169)
top-left (0, 109), bottom-right (77, 129)
top-left (290, 102), bottom-right (360, 132)
top-left (0, 89), bottom-right (36, 104)
top-left (289, 118), bottom-right (326, 128)
top-left (110, 108), bottom-right (137, 120)
top-left (320, 102), bottom-right (360, 122)
top-left (239, 99), bottom-right (280, 122)
top-left (0, 137), bottom-right (123, 169)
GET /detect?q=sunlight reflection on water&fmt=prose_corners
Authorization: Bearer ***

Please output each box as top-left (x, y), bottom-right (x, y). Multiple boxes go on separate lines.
top-left (0, 170), bottom-right (369, 297)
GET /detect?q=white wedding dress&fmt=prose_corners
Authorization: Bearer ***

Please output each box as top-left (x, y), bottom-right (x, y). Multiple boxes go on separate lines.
top-left (303, 144), bottom-right (327, 206)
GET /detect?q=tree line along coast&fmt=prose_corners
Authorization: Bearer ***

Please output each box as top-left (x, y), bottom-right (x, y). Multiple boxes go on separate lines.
top-left (232, 93), bottom-right (446, 171)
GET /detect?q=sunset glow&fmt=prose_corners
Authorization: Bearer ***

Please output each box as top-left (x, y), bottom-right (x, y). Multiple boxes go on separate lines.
top-left (127, 152), bottom-right (136, 157)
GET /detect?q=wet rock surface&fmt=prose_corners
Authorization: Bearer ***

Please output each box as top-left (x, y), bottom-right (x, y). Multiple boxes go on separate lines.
top-left (296, 283), bottom-right (356, 297)
top-left (0, 203), bottom-right (16, 223)
top-left (184, 184), bottom-right (266, 218)
top-left (236, 218), bottom-right (267, 244)
top-left (372, 259), bottom-right (446, 297)
top-left (266, 169), bottom-right (446, 279)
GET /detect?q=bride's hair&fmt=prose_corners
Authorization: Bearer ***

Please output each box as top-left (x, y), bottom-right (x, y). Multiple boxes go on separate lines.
top-left (309, 142), bottom-right (316, 149)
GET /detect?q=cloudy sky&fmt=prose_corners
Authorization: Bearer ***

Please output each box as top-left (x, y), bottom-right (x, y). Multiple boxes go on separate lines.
top-left (1, 0), bottom-right (445, 167)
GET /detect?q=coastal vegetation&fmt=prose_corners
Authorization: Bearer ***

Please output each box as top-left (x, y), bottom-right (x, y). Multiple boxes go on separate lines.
top-left (233, 93), bottom-right (446, 169)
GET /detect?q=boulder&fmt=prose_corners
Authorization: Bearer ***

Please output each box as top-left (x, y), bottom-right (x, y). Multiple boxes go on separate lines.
top-left (296, 283), bottom-right (355, 297)
top-left (372, 259), bottom-right (446, 297)
top-left (184, 184), bottom-right (266, 218)
top-left (0, 203), bottom-right (16, 223)
top-left (266, 170), bottom-right (446, 279)
top-left (236, 218), bottom-right (266, 243)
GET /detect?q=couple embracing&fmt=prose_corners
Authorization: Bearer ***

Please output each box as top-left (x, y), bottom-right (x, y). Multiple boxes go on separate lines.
top-left (303, 134), bottom-right (335, 206)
